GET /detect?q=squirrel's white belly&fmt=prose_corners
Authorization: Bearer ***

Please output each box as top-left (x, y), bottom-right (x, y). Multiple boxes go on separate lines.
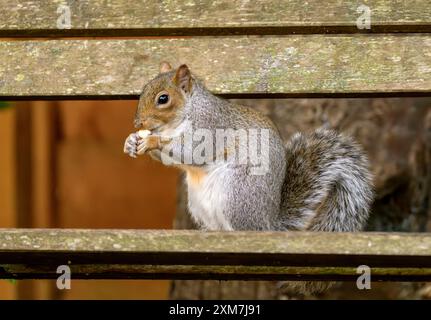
top-left (186, 164), bottom-right (233, 231)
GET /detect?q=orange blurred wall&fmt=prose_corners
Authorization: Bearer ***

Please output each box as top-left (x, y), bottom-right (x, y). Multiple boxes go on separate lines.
top-left (0, 106), bottom-right (17, 299)
top-left (0, 100), bottom-right (179, 299)
top-left (57, 100), bottom-right (179, 299)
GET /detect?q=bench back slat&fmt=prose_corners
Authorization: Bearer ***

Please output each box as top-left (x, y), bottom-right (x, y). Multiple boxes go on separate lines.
top-left (1, 35), bottom-right (431, 100)
top-left (1, 0), bottom-right (431, 37)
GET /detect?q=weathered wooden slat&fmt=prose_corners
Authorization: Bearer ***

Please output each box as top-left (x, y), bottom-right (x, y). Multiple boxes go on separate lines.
top-left (1, 36), bottom-right (431, 100)
top-left (3, 265), bottom-right (431, 281)
top-left (0, 229), bottom-right (430, 280)
top-left (1, 0), bottom-right (431, 37)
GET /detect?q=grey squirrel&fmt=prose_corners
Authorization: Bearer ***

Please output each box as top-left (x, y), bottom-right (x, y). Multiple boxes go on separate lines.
top-left (124, 63), bottom-right (374, 294)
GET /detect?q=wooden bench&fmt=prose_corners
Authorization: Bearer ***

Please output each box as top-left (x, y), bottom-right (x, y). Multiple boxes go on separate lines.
top-left (1, 1), bottom-right (431, 282)
top-left (1, 229), bottom-right (431, 281)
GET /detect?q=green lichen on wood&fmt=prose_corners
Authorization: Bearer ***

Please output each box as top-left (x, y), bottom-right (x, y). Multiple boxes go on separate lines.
top-left (1, 229), bottom-right (431, 255)
top-left (1, 229), bottom-right (431, 280)
top-left (0, 36), bottom-right (431, 99)
top-left (0, 0), bottom-right (430, 32)
top-left (2, 263), bottom-right (431, 281)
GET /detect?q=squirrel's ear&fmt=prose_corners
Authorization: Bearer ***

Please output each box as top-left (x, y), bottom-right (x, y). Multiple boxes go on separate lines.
top-left (159, 61), bottom-right (172, 73)
top-left (174, 64), bottom-right (192, 93)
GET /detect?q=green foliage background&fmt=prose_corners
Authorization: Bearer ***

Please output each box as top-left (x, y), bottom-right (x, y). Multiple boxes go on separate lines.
top-left (0, 102), bottom-right (10, 109)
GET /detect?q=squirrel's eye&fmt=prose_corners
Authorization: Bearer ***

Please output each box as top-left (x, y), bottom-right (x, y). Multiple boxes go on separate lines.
top-left (157, 94), bottom-right (169, 105)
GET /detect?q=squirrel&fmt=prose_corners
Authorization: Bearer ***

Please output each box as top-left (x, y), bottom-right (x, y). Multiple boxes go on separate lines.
top-left (124, 62), bottom-right (374, 295)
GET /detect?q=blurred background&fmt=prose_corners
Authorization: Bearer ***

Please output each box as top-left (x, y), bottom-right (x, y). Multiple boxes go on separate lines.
top-left (1, 97), bottom-right (431, 299)
top-left (0, 100), bottom-right (178, 299)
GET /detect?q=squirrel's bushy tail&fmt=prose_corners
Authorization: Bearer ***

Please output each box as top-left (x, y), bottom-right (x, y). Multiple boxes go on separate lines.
top-left (277, 129), bottom-right (373, 296)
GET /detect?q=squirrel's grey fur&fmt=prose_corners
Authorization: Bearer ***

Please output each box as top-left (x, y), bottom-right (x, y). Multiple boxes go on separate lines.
top-left (129, 65), bottom-right (374, 295)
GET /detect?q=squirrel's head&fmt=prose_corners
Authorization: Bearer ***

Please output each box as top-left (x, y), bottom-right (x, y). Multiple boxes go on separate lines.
top-left (134, 62), bottom-right (192, 132)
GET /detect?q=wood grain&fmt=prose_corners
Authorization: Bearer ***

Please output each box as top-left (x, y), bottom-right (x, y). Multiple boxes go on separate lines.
top-left (1, 36), bottom-right (431, 99)
top-left (0, 229), bottom-right (431, 281)
top-left (1, 0), bottom-right (430, 36)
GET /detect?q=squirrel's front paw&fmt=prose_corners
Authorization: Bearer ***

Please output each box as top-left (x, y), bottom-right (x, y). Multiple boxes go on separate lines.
top-left (124, 130), bottom-right (153, 158)
top-left (137, 134), bottom-right (160, 155)
top-left (124, 132), bottom-right (140, 158)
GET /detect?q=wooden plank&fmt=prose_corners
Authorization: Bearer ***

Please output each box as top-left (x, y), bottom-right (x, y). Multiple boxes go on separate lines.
top-left (14, 102), bottom-right (38, 299)
top-left (0, 229), bottom-right (431, 281)
top-left (0, 105), bottom-right (17, 299)
top-left (1, 36), bottom-right (431, 100)
top-left (3, 264), bottom-right (431, 281)
top-left (15, 103), bottom-right (33, 228)
top-left (0, 105), bottom-right (16, 228)
top-left (0, 0), bottom-right (430, 37)
top-left (30, 101), bottom-right (59, 299)
top-left (32, 101), bottom-right (58, 229)
top-left (15, 102), bottom-right (60, 299)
